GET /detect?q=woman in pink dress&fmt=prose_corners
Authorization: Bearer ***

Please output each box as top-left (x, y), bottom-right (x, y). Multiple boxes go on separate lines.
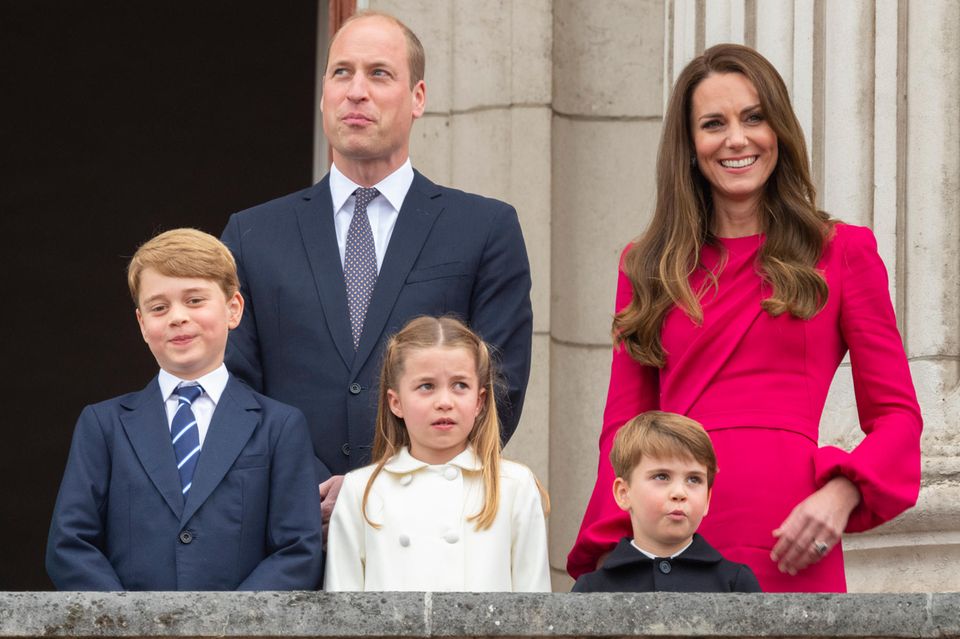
top-left (567, 44), bottom-right (922, 592)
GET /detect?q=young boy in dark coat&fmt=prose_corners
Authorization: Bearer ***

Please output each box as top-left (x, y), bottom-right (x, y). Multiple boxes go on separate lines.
top-left (572, 411), bottom-right (760, 593)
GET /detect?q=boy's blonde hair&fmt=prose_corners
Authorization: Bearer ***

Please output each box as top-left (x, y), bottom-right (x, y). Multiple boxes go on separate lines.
top-left (610, 411), bottom-right (718, 487)
top-left (127, 228), bottom-right (239, 305)
top-left (364, 316), bottom-right (547, 530)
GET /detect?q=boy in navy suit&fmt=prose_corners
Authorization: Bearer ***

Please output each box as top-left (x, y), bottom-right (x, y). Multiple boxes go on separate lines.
top-left (573, 411), bottom-right (760, 593)
top-left (46, 229), bottom-right (323, 590)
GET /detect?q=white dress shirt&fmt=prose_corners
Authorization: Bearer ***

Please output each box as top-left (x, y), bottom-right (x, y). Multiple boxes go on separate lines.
top-left (325, 446), bottom-right (551, 592)
top-left (329, 159), bottom-right (414, 271)
top-left (158, 364), bottom-right (229, 446)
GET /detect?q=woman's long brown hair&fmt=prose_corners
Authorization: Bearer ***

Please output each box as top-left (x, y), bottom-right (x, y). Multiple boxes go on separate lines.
top-left (615, 43), bottom-right (832, 367)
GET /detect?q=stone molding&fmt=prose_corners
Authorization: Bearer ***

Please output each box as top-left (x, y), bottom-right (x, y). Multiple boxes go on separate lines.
top-left (2, 592), bottom-right (959, 639)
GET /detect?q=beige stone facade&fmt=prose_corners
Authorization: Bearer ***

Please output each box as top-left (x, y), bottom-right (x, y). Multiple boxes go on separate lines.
top-left (329, 0), bottom-right (960, 592)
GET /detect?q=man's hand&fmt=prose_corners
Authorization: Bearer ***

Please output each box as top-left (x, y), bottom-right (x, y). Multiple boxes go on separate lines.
top-left (319, 474), bottom-right (345, 543)
top-left (770, 476), bottom-right (861, 575)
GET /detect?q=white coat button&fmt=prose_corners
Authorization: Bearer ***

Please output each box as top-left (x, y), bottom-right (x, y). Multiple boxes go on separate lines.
top-left (443, 531), bottom-right (460, 544)
top-left (443, 466), bottom-right (459, 480)
top-left (399, 534), bottom-right (410, 547)
top-left (400, 474), bottom-right (413, 486)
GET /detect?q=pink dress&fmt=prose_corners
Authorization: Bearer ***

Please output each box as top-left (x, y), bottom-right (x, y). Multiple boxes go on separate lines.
top-left (567, 223), bottom-right (922, 592)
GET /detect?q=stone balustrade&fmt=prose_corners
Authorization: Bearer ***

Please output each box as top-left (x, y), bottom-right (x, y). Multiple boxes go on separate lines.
top-left (2, 592), bottom-right (959, 639)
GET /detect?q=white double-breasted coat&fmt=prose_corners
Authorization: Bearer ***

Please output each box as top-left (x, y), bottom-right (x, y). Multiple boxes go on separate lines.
top-left (324, 446), bottom-right (550, 591)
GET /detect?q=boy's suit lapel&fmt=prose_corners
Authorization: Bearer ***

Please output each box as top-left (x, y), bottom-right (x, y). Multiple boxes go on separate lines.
top-left (181, 376), bottom-right (259, 525)
top-left (296, 176), bottom-right (356, 370)
top-left (352, 171), bottom-right (443, 375)
top-left (119, 378), bottom-right (184, 519)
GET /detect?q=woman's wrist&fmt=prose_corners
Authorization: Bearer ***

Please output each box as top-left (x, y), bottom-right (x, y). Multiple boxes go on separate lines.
top-left (824, 475), bottom-right (862, 513)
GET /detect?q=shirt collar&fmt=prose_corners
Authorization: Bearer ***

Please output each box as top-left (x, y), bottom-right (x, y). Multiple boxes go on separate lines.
top-left (603, 534), bottom-right (722, 570)
top-left (158, 364), bottom-right (229, 405)
top-left (382, 445), bottom-right (484, 474)
top-left (632, 538), bottom-right (693, 560)
top-left (329, 159), bottom-right (414, 215)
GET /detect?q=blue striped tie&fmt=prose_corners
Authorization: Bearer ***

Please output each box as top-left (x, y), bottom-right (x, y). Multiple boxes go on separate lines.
top-left (171, 384), bottom-right (203, 495)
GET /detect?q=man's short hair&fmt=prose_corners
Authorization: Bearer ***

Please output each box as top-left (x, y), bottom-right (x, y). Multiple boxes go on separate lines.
top-left (127, 228), bottom-right (239, 305)
top-left (327, 10), bottom-right (425, 88)
top-left (610, 411), bottom-right (718, 487)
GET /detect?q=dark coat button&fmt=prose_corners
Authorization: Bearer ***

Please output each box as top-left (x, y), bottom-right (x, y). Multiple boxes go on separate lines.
top-left (179, 531), bottom-right (193, 544)
top-left (349, 383), bottom-right (362, 395)
top-left (658, 560), bottom-right (671, 574)
top-left (341, 443), bottom-right (351, 456)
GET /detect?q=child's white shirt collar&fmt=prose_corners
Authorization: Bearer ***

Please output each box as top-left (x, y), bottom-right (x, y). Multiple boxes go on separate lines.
top-left (382, 445), bottom-right (483, 474)
top-left (630, 538), bottom-right (693, 560)
top-left (158, 364), bottom-right (229, 405)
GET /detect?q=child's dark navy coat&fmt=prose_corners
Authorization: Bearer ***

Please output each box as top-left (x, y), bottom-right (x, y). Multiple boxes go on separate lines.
top-left (572, 534), bottom-right (761, 593)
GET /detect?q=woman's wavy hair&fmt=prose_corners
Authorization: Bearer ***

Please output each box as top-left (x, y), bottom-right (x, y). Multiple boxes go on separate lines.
top-left (363, 316), bottom-right (503, 530)
top-left (615, 43), bottom-right (832, 367)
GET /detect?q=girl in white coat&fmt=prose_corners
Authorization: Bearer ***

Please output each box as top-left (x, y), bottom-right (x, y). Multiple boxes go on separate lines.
top-left (324, 316), bottom-right (551, 591)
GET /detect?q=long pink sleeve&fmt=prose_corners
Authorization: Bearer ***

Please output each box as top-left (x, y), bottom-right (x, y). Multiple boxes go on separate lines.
top-left (813, 225), bottom-right (922, 531)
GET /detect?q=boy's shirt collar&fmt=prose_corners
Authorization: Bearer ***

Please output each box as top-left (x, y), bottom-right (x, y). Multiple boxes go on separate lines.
top-left (158, 364), bottom-right (229, 405)
top-left (631, 538), bottom-right (693, 560)
top-left (604, 534), bottom-right (724, 569)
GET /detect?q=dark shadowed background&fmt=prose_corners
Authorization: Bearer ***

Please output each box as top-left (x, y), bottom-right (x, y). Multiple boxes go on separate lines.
top-left (2, 1), bottom-right (319, 589)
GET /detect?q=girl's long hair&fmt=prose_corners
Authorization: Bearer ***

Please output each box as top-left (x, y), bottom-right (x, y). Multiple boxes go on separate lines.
top-left (615, 43), bottom-right (832, 367)
top-left (363, 316), bottom-right (503, 530)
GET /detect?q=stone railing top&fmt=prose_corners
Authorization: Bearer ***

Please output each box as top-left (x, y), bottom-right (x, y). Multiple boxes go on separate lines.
top-left (1, 592), bottom-right (959, 639)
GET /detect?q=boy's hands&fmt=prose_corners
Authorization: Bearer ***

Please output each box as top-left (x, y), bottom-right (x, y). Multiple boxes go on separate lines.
top-left (770, 476), bottom-right (861, 575)
top-left (319, 474), bottom-right (345, 544)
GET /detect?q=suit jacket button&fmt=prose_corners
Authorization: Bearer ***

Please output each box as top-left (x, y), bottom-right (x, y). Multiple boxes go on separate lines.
top-left (658, 560), bottom-right (672, 574)
top-left (179, 531), bottom-right (193, 544)
top-left (399, 534), bottom-right (411, 547)
top-left (443, 531), bottom-right (460, 544)
top-left (341, 443), bottom-right (351, 456)
top-left (443, 466), bottom-right (459, 481)
top-left (400, 474), bottom-right (413, 486)
top-left (349, 383), bottom-right (362, 395)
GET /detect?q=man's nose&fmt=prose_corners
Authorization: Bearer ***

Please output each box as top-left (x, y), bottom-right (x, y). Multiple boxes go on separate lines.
top-left (346, 74), bottom-right (369, 101)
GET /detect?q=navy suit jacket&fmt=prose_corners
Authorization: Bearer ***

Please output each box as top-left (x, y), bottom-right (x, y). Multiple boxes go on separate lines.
top-left (221, 170), bottom-right (533, 476)
top-left (46, 375), bottom-right (323, 591)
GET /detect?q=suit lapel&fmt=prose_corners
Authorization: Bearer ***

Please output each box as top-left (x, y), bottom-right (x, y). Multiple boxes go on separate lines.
top-left (296, 176), bottom-right (356, 369)
top-left (119, 378), bottom-right (183, 519)
top-left (352, 171), bottom-right (443, 374)
top-left (180, 376), bottom-right (260, 525)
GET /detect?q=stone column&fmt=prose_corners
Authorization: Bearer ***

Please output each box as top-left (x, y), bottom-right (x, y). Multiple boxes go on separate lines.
top-left (550, 0), bottom-right (666, 591)
top-left (369, 0), bottom-right (554, 489)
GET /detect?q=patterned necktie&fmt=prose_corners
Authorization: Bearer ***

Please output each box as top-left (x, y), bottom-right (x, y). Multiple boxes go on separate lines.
top-left (344, 187), bottom-right (380, 349)
top-left (171, 384), bottom-right (204, 496)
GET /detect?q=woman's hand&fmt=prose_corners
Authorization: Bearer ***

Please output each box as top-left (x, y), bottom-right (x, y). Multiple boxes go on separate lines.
top-left (770, 476), bottom-right (861, 575)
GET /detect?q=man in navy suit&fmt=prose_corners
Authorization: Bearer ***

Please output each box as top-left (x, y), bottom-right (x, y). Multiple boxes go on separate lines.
top-left (46, 229), bottom-right (322, 590)
top-left (221, 10), bottom-right (533, 527)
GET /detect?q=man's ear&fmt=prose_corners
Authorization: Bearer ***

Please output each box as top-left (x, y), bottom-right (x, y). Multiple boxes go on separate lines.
top-left (612, 477), bottom-right (632, 512)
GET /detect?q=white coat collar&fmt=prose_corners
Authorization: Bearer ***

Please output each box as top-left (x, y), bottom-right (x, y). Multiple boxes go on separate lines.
top-left (383, 446), bottom-right (484, 474)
